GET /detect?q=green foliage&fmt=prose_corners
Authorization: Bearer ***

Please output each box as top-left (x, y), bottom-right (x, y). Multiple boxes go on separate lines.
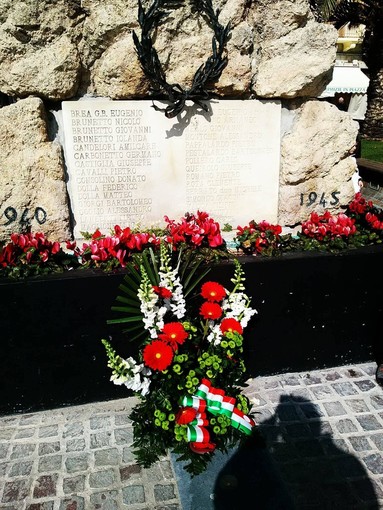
top-left (102, 246), bottom-right (257, 476)
top-left (0, 251), bottom-right (80, 280)
top-left (101, 339), bottom-right (131, 381)
top-left (3, 197), bottom-right (383, 280)
top-left (107, 245), bottom-right (212, 343)
top-left (278, 230), bottom-right (382, 254)
top-left (361, 139), bottom-right (383, 163)
top-left (222, 223), bottom-right (233, 232)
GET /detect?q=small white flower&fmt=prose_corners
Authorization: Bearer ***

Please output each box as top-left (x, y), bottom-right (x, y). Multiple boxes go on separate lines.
top-left (110, 356), bottom-right (152, 397)
top-left (240, 307), bottom-right (257, 328)
top-left (207, 324), bottom-right (222, 345)
top-left (149, 328), bottom-right (158, 338)
top-left (157, 305), bottom-right (168, 320)
top-left (140, 376), bottom-right (151, 396)
top-left (158, 270), bottom-right (186, 321)
top-left (222, 291), bottom-right (257, 325)
top-left (110, 374), bottom-right (128, 385)
top-left (124, 372), bottom-right (143, 392)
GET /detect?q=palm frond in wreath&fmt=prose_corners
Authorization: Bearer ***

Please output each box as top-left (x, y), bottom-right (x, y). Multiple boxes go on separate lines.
top-left (107, 245), bottom-right (211, 342)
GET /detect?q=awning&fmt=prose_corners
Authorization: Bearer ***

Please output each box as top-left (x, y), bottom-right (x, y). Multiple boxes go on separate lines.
top-left (319, 66), bottom-right (370, 97)
top-left (347, 93), bottom-right (368, 120)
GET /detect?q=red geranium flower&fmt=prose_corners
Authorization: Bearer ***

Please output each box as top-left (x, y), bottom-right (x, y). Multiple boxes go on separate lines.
top-left (220, 318), bottom-right (243, 335)
top-left (158, 322), bottom-right (188, 349)
top-left (201, 282), bottom-right (226, 302)
top-left (189, 441), bottom-right (216, 454)
top-left (143, 341), bottom-right (173, 371)
top-left (200, 302), bottom-right (223, 320)
top-left (153, 286), bottom-right (173, 299)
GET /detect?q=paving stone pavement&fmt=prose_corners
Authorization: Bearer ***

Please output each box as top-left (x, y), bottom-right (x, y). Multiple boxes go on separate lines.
top-left (243, 361), bottom-right (383, 510)
top-left (0, 361), bottom-right (382, 510)
top-left (361, 182), bottom-right (383, 210)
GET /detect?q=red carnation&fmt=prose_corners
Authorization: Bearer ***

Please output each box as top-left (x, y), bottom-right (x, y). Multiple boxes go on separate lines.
top-left (200, 302), bottom-right (223, 320)
top-left (190, 441), bottom-right (216, 454)
top-left (201, 281), bottom-right (226, 302)
top-left (158, 322), bottom-right (188, 349)
top-left (176, 407), bottom-right (197, 425)
top-left (220, 318), bottom-right (243, 335)
top-left (143, 341), bottom-right (173, 371)
top-left (153, 286), bottom-right (173, 299)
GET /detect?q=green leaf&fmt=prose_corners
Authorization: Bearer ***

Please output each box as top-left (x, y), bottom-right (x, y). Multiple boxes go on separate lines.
top-left (183, 263), bottom-right (210, 296)
top-left (107, 316), bottom-right (143, 324)
top-left (122, 322), bottom-right (145, 332)
top-left (110, 305), bottom-right (141, 314)
top-left (118, 282), bottom-right (139, 298)
top-left (115, 296), bottom-right (140, 307)
top-left (139, 250), bottom-right (159, 285)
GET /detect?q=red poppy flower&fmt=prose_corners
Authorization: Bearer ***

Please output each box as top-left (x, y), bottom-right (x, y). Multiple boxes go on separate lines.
top-left (143, 341), bottom-right (173, 371)
top-left (220, 318), bottom-right (243, 335)
top-left (200, 302), bottom-right (223, 320)
top-left (153, 286), bottom-right (173, 299)
top-left (200, 281), bottom-right (226, 302)
top-left (158, 322), bottom-right (188, 349)
top-left (189, 441), bottom-right (216, 454)
top-left (175, 407), bottom-right (197, 425)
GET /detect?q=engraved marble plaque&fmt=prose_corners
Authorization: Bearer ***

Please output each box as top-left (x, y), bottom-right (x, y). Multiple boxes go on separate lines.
top-left (62, 99), bottom-right (281, 238)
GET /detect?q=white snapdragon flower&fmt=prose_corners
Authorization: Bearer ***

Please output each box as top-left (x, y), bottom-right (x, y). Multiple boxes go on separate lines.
top-left (110, 357), bottom-right (132, 385)
top-left (110, 356), bottom-right (152, 396)
top-left (137, 251), bottom-right (187, 338)
top-left (172, 280), bottom-right (186, 314)
top-left (139, 371), bottom-right (152, 396)
top-left (138, 286), bottom-right (160, 332)
top-left (110, 373), bottom-right (128, 385)
top-left (158, 270), bottom-right (186, 320)
top-left (222, 292), bottom-right (257, 326)
top-left (142, 308), bottom-right (158, 329)
top-left (156, 306), bottom-right (168, 324)
top-left (149, 328), bottom-right (158, 339)
top-left (139, 299), bottom-right (166, 337)
top-left (124, 372), bottom-right (152, 396)
top-left (240, 306), bottom-right (257, 328)
top-left (124, 372), bottom-right (144, 392)
top-left (207, 323), bottom-right (223, 346)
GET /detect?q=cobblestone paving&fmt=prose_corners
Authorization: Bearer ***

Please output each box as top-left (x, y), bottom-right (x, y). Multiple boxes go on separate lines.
top-left (0, 362), bottom-right (382, 509)
top-left (244, 362), bottom-right (383, 509)
top-left (361, 182), bottom-right (383, 210)
top-left (0, 398), bottom-right (181, 510)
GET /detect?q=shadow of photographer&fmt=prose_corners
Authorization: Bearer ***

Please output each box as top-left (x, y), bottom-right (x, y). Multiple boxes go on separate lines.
top-left (213, 395), bottom-right (379, 509)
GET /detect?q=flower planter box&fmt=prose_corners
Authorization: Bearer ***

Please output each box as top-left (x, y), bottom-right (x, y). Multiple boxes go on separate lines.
top-left (1, 245), bottom-right (382, 416)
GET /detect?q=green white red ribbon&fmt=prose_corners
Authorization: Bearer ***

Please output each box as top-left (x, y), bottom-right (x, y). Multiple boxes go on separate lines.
top-left (178, 378), bottom-right (255, 447)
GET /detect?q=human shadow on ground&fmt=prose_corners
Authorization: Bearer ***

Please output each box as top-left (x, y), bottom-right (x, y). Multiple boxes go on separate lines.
top-left (213, 395), bottom-right (380, 510)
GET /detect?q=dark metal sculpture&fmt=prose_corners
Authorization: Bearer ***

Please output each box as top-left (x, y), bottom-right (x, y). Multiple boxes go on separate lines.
top-left (132, 0), bottom-right (231, 118)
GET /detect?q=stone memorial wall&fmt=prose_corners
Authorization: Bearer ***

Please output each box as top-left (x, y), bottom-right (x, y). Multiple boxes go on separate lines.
top-left (62, 99), bottom-right (281, 237)
top-left (0, 0), bottom-right (360, 242)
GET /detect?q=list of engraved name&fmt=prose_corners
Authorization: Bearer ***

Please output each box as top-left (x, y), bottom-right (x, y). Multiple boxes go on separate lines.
top-left (63, 100), bottom-right (281, 235)
top-left (67, 107), bottom-right (161, 231)
top-left (185, 109), bottom-right (265, 217)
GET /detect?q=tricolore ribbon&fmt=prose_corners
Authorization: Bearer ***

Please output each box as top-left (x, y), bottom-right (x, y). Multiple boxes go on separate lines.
top-left (178, 378), bottom-right (255, 447)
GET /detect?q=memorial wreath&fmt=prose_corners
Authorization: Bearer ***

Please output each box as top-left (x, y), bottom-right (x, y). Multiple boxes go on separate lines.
top-left (132, 0), bottom-right (231, 118)
top-left (102, 242), bottom-right (257, 475)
